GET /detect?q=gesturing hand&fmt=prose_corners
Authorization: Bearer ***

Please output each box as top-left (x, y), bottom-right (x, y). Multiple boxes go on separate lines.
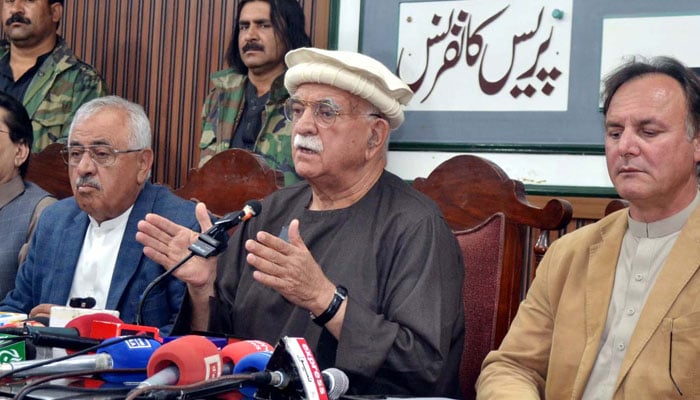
top-left (136, 202), bottom-right (217, 289)
top-left (245, 219), bottom-right (336, 317)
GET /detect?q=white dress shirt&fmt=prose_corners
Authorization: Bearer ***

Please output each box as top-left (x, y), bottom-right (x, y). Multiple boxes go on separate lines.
top-left (66, 205), bottom-right (134, 310)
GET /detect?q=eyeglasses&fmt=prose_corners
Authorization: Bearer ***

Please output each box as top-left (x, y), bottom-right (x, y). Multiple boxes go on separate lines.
top-left (283, 98), bottom-right (382, 128)
top-left (60, 145), bottom-right (143, 166)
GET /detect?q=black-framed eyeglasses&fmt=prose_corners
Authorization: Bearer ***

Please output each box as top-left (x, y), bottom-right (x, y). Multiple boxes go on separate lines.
top-left (283, 98), bottom-right (382, 128)
top-left (60, 145), bottom-right (144, 166)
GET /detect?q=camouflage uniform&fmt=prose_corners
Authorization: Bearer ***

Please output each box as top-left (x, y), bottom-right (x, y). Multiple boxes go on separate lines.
top-left (198, 68), bottom-right (300, 186)
top-left (0, 37), bottom-right (108, 152)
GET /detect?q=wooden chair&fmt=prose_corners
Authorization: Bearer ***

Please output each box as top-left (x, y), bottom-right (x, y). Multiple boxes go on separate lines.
top-left (412, 155), bottom-right (573, 400)
top-left (605, 198), bottom-right (629, 216)
top-left (25, 143), bottom-right (72, 199)
top-left (174, 149), bottom-right (283, 216)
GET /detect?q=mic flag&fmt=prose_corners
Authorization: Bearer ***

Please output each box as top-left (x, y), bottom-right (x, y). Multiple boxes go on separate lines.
top-left (98, 337), bottom-right (161, 383)
top-left (189, 199), bottom-right (262, 258)
top-left (90, 320), bottom-right (162, 343)
top-left (145, 335), bottom-right (223, 386)
top-left (222, 339), bottom-right (274, 375)
top-left (254, 337), bottom-right (332, 400)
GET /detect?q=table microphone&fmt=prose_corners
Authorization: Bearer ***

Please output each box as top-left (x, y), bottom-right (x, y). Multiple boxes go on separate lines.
top-left (257, 367), bottom-right (350, 400)
top-left (139, 337), bottom-right (274, 388)
top-left (135, 201), bottom-right (262, 326)
top-left (232, 350), bottom-right (274, 397)
top-left (141, 335), bottom-right (223, 387)
top-left (0, 312), bottom-right (123, 351)
top-left (0, 337), bottom-right (160, 383)
top-left (252, 337), bottom-right (350, 400)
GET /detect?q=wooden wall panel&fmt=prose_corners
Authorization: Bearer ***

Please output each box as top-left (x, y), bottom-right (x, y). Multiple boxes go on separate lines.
top-left (53, 0), bottom-right (329, 188)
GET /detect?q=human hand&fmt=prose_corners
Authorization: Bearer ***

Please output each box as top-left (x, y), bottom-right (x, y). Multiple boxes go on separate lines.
top-left (136, 202), bottom-right (217, 290)
top-left (245, 219), bottom-right (336, 316)
top-left (28, 303), bottom-right (54, 319)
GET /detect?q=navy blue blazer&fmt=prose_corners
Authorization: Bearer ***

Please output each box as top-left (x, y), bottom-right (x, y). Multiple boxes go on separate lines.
top-left (0, 182), bottom-right (198, 335)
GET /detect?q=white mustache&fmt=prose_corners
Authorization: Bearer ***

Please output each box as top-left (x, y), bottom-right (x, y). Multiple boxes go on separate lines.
top-left (76, 176), bottom-right (101, 190)
top-left (294, 135), bottom-right (323, 153)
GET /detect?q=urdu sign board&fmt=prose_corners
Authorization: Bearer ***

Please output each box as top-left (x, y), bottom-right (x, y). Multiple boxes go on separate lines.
top-left (397, 0), bottom-right (573, 112)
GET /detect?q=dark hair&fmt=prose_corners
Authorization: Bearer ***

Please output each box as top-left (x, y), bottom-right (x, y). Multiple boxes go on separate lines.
top-left (602, 56), bottom-right (700, 140)
top-left (0, 92), bottom-right (33, 177)
top-left (225, 0), bottom-right (310, 74)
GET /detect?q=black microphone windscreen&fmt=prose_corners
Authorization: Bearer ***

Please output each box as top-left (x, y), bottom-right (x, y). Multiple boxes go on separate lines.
top-left (246, 199), bottom-right (262, 216)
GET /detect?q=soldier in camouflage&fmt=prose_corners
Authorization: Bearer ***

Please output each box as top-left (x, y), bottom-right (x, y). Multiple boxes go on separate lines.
top-left (200, 68), bottom-right (296, 185)
top-left (198, 0), bottom-right (310, 186)
top-left (0, 0), bottom-right (107, 152)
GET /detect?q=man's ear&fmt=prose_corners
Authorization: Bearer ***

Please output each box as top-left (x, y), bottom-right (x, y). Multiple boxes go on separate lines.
top-left (368, 131), bottom-right (380, 148)
top-left (136, 148), bottom-right (154, 184)
top-left (366, 117), bottom-right (390, 156)
top-left (693, 132), bottom-right (700, 164)
top-left (51, 2), bottom-right (63, 26)
top-left (14, 141), bottom-right (29, 168)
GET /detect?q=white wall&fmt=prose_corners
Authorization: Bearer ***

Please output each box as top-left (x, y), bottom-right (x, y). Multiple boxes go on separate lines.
top-left (336, 0), bottom-right (361, 51)
top-left (335, 1), bottom-right (614, 190)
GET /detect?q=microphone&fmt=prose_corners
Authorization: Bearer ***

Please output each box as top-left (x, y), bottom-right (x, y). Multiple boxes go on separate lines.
top-left (252, 337), bottom-right (350, 400)
top-left (0, 337), bottom-right (160, 383)
top-left (189, 200), bottom-right (262, 258)
top-left (213, 200), bottom-right (263, 231)
top-left (259, 368), bottom-right (350, 400)
top-left (0, 313), bottom-right (123, 351)
top-left (232, 349), bottom-right (274, 397)
top-left (0, 353), bottom-right (113, 377)
top-left (68, 296), bottom-right (97, 309)
top-left (140, 335), bottom-right (223, 387)
top-left (138, 337), bottom-right (273, 387)
top-left (135, 201), bottom-right (262, 326)
top-left (222, 339), bottom-right (273, 375)
top-left (322, 368), bottom-right (350, 400)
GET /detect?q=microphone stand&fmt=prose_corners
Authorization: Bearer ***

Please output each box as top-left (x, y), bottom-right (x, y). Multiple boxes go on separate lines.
top-left (134, 218), bottom-right (234, 326)
top-left (135, 251), bottom-right (193, 327)
top-left (135, 200), bottom-right (261, 327)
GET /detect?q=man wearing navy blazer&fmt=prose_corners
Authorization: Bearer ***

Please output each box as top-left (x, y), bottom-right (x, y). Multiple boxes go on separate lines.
top-left (0, 96), bottom-right (197, 335)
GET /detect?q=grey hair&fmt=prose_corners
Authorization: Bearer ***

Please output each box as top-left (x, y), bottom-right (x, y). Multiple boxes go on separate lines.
top-left (69, 96), bottom-right (152, 149)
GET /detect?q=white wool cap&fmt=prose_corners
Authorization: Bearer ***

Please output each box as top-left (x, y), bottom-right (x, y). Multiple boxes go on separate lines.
top-left (284, 47), bottom-right (413, 130)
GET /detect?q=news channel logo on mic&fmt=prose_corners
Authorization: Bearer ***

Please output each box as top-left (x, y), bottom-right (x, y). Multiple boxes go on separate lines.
top-left (0, 335), bottom-right (26, 363)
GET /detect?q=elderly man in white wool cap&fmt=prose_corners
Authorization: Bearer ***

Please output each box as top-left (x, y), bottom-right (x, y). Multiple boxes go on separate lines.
top-left (136, 48), bottom-right (464, 397)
